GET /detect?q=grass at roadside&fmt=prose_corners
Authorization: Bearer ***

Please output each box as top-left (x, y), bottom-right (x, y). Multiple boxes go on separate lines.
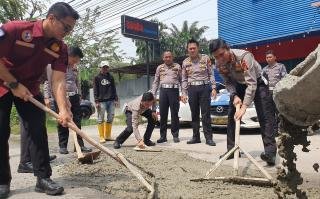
top-left (11, 116), bottom-right (61, 135)
top-left (113, 114), bottom-right (126, 125)
top-left (10, 114), bottom-right (127, 135)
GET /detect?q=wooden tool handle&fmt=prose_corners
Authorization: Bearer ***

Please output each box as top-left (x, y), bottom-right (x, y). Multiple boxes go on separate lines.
top-left (28, 96), bottom-right (154, 193)
top-left (72, 130), bottom-right (84, 159)
top-left (233, 104), bottom-right (241, 175)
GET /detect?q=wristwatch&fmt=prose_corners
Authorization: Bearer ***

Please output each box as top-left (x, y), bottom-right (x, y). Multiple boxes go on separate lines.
top-left (6, 81), bottom-right (19, 89)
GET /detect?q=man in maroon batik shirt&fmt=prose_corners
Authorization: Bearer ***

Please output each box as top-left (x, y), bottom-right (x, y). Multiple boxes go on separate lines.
top-left (0, 2), bottom-right (79, 197)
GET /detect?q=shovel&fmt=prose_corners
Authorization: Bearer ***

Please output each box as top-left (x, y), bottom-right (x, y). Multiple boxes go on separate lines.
top-left (71, 129), bottom-right (101, 164)
top-left (28, 96), bottom-right (156, 196)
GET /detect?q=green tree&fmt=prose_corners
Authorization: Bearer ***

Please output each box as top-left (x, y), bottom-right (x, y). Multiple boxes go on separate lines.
top-left (167, 20), bottom-right (209, 56)
top-left (62, 6), bottom-right (126, 98)
top-left (1, 0), bottom-right (49, 132)
top-left (64, 6), bottom-right (123, 84)
top-left (0, 0), bottom-right (46, 23)
top-left (133, 20), bottom-right (210, 62)
top-left (133, 19), bottom-right (169, 63)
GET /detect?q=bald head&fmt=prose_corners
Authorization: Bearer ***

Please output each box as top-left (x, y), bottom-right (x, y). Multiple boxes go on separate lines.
top-left (162, 51), bottom-right (173, 65)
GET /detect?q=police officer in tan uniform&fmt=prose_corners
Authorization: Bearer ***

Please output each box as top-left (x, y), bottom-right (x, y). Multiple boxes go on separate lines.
top-left (209, 38), bottom-right (277, 166)
top-left (113, 92), bottom-right (157, 149)
top-left (152, 51), bottom-right (181, 143)
top-left (262, 50), bottom-right (287, 133)
top-left (263, 50), bottom-right (287, 92)
top-left (181, 39), bottom-right (217, 146)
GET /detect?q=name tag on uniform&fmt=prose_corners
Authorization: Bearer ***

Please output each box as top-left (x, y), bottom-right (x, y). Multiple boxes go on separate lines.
top-left (44, 48), bottom-right (60, 59)
top-left (15, 40), bottom-right (35, 48)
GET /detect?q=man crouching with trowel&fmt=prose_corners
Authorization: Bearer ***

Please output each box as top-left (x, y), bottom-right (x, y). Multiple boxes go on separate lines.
top-left (114, 92), bottom-right (158, 149)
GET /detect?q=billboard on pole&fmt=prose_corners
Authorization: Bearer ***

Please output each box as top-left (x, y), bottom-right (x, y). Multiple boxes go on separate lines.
top-left (121, 15), bottom-right (159, 41)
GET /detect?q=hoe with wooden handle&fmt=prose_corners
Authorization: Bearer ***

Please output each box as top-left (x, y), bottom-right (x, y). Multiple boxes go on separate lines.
top-left (191, 104), bottom-right (274, 186)
top-left (71, 129), bottom-right (101, 164)
top-left (28, 96), bottom-right (156, 196)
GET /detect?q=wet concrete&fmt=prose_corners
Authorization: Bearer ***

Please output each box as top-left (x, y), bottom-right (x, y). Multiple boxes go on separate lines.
top-left (8, 124), bottom-right (320, 198)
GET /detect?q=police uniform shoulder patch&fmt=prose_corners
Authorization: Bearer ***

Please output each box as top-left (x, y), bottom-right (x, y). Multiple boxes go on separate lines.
top-left (159, 64), bottom-right (165, 71)
top-left (21, 30), bottom-right (33, 42)
top-left (0, 28), bottom-right (5, 38)
top-left (172, 64), bottom-right (179, 71)
top-left (50, 43), bottom-right (60, 52)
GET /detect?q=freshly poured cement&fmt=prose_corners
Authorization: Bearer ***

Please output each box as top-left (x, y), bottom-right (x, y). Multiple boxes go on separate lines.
top-left (58, 148), bottom-right (320, 199)
top-left (272, 44), bottom-right (320, 199)
top-left (274, 116), bottom-right (311, 199)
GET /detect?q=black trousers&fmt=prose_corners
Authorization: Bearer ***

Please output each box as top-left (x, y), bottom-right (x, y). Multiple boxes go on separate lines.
top-left (159, 87), bottom-right (180, 138)
top-left (187, 84), bottom-right (213, 141)
top-left (116, 109), bottom-right (155, 144)
top-left (270, 92), bottom-right (280, 133)
top-left (0, 93), bottom-right (51, 184)
top-left (55, 94), bottom-right (84, 149)
top-left (226, 80), bottom-right (277, 155)
top-left (20, 116), bottom-right (31, 164)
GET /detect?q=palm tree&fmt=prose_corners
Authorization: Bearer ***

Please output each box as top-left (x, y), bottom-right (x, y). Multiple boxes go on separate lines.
top-left (133, 20), bottom-right (210, 62)
top-left (168, 21), bottom-right (209, 57)
top-left (134, 20), bottom-right (169, 63)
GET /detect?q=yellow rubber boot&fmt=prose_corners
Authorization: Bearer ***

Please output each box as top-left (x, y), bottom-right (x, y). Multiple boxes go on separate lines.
top-left (104, 122), bottom-right (113, 141)
top-left (107, 123), bottom-right (113, 140)
top-left (98, 123), bottom-right (105, 143)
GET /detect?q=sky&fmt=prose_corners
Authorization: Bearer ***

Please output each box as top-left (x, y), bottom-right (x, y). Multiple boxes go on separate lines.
top-left (119, 0), bottom-right (218, 58)
top-left (48, 0), bottom-right (218, 58)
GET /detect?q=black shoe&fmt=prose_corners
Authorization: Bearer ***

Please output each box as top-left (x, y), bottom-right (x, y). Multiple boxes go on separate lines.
top-left (173, 137), bottom-right (180, 143)
top-left (49, 155), bottom-right (57, 162)
top-left (17, 162), bottom-right (33, 173)
top-left (59, 148), bottom-right (69, 154)
top-left (219, 151), bottom-right (241, 160)
top-left (205, 139), bottom-right (216, 146)
top-left (35, 178), bottom-right (64, 195)
top-left (260, 152), bottom-right (276, 166)
top-left (0, 184), bottom-right (10, 198)
top-left (113, 140), bottom-right (121, 149)
top-left (144, 140), bottom-right (156, 146)
top-left (187, 138), bottom-right (201, 144)
top-left (157, 137), bottom-right (167, 143)
top-left (80, 146), bottom-right (92, 153)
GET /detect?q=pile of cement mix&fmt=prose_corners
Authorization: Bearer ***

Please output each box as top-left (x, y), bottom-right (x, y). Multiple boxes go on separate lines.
top-left (58, 147), bottom-right (320, 199)
top-left (274, 116), bottom-right (311, 199)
